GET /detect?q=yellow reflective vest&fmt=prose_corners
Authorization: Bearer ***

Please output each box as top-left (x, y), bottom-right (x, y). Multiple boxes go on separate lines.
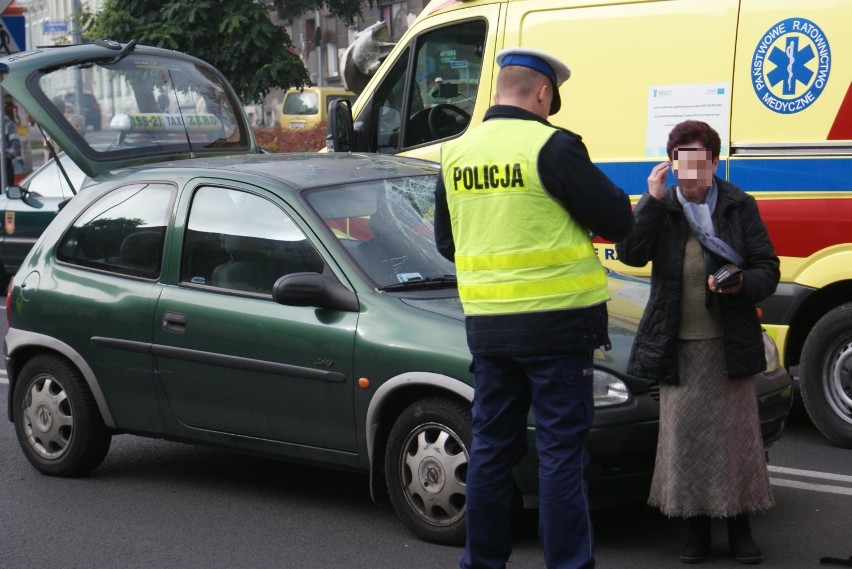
top-left (441, 118), bottom-right (609, 316)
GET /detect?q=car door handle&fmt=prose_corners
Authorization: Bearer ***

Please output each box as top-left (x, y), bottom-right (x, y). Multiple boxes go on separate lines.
top-left (162, 311), bottom-right (187, 333)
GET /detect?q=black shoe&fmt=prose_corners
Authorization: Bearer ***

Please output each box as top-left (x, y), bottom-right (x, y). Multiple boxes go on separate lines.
top-left (680, 516), bottom-right (711, 564)
top-left (727, 515), bottom-right (763, 564)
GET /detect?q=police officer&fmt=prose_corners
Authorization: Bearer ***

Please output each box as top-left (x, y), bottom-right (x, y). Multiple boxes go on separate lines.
top-left (433, 47), bottom-right (634, 569)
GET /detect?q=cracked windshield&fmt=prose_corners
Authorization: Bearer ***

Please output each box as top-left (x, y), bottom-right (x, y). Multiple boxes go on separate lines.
top-left (305, 175), bottom-right (455, 288)
top-left (35, 53), bottom-right (248, 156)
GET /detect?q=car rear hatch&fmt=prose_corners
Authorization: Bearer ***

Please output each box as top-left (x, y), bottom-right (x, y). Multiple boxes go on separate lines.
top-left (0, 40), bottom-right (256, 178)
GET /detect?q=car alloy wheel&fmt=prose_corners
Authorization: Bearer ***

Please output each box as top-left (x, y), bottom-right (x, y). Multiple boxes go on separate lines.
top-left (385, 397), bottom-right (471, 545)
top-left (23, 373), bottom-right (74, 459)
top-left (13, 355), bottom-right (112, 476)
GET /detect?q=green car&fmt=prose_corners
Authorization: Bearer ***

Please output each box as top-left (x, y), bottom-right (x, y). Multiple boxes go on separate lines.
top-left (1, 41), bottom-right (793, 545)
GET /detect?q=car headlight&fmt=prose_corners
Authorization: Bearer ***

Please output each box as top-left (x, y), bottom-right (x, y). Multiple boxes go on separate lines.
top-left (593, 369), bottom-right (631, 408)
top-left (762, 330), bottom-right (781, 373)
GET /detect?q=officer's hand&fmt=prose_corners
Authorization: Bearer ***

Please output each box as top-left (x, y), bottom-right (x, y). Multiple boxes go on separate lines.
top-left (648, 162), bottom-right (669, 200)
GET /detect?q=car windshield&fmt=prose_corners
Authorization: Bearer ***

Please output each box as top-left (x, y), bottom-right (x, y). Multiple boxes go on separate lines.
top-left (34, 53), bottom-right (248, 156)
top-left (304, 175), bottom-right (456, 288)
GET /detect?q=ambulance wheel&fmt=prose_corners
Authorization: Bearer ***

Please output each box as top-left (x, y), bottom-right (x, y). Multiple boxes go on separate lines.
top-left (800, 303), bottom-right (852, 448)
top-left (385, 397), bottom-right (471, 545)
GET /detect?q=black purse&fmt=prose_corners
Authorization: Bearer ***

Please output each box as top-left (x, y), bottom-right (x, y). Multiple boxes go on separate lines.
top-left (713, 263), bottom-right (743, 289)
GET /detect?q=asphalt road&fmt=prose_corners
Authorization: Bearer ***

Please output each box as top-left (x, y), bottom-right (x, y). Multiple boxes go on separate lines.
top-left (1, 316), bottom-right (850, 568)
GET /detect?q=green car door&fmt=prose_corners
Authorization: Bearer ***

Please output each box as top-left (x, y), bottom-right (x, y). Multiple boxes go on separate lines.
top-left (152, 182), bottom-right (360, 454)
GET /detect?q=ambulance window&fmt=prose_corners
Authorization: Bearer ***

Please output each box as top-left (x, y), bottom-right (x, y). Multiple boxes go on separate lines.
top-left (371, 20), bottom-right (486, 152)
top-left (374, 47), bottom-right (410, 153)
top-left (406, 20), bottom-right (485, 148)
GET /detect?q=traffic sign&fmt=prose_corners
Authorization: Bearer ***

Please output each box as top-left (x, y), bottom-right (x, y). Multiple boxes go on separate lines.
top-left (0, 15), bottom-right (24, 55)
top-left (44, 20), bottom-right (69, 34)
top-left (0, 1), bottom-right (12, 14)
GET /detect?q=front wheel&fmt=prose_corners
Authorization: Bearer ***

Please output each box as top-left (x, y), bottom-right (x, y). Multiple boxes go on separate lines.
top-left (800, 303), bottom-right (852, 448)
top-left (13, 354), bottom-right (112, 476)
top-left (385, 397), bottom-right (471, 545)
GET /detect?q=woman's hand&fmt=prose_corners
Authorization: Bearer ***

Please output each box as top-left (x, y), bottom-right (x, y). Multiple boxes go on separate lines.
top-left (648, 162), bottom-right (670, 200)
top-left (708, 272), bottom-right (744, 295)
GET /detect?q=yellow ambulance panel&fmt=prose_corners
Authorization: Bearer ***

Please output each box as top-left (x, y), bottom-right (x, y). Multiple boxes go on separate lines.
top-left (732, 0), bottom-right (852, 143)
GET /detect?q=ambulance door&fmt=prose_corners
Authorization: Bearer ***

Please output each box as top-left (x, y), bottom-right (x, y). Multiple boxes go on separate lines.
top-left (503, 0), bottom-right (739, 271)
top-left (349, 3), bottom-right (503, 162)
top-left (731, 0), bottom-right (852, 447)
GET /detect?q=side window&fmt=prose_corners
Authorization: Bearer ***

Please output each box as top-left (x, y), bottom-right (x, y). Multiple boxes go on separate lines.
top-left (372, 20), bottom-right (486, 152)
top-left (24, 155), bottom-right (88, 199)
top-left (56, 183), bottom-right (174, 279)
top-left (181, 186), bottom-right (326, 295)
top-left (374, 47), bottom-right (410, 153)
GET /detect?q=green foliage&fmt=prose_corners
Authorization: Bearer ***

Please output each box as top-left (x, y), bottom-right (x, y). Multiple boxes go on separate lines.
top-left (85, 0), bottom-right (371, 104)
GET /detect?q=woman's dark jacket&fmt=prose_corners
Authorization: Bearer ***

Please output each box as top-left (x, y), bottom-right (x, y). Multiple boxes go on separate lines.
top-left (615, 177), bottom-right (780, 385)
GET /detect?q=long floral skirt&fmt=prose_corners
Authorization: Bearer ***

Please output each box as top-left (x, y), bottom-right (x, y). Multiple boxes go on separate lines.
top-left (647, 337), bottom-right (774, 518)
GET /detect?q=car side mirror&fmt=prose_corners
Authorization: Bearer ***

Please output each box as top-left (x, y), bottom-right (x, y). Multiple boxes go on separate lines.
top-left (273, 272), bottom-right (359, 312)
top-left (5, 185), bottom-right (23, 200)
top-left (327, 99), bottom-right (355, 152)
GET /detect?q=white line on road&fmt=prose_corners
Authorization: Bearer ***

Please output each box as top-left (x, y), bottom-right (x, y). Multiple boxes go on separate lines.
top-left (769, 465), bottom-right (852, 496)
top-left (770, 478), bottom-right (852, 496)
top-left (769, 465), bottom-right (852, 484)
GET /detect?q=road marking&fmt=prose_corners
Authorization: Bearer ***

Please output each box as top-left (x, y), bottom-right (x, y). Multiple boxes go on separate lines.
top-left (769, 465), bottom-right (852, 496)
top-left (770, 465), bottom-right (852, 484)
top-left (770, 478), bottom-right (852, 496)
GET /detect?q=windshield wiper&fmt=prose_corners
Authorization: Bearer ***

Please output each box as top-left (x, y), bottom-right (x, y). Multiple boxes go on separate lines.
top-left (378, 275), bottom-right (457, 292)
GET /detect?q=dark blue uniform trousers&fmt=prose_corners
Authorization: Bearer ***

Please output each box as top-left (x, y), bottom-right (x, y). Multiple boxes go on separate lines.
top-left (460, 352), bottom-right (595, 569)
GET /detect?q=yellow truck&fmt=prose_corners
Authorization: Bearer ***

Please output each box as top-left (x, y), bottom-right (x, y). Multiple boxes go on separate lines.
top-left (328, 0), bottom-right (852, 447)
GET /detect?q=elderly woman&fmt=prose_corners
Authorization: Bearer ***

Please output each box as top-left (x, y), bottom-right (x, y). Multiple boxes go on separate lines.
top-left (616, 120), bottom-right (780, 565)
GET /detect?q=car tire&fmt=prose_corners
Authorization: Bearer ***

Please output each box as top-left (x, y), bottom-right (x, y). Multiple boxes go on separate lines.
top-left (799, 302), bottom-right (852, 448)
top-left (12, 354), bottom-right (112, 476)
top-left (385, 397), bottom-right (471, 545)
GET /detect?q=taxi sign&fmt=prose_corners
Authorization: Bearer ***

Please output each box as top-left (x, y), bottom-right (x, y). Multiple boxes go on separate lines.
top-left (110, 113), bottom-right (222, 132)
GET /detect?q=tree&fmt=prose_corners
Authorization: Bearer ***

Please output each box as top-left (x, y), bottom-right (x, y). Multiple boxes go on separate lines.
top-left (84, 0), bottom-right (372, 104)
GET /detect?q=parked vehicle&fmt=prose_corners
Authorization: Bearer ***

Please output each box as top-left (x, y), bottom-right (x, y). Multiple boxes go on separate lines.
top-left (328, 0), bottom-right (852, 448)
top-left (0, 152), bottom-right (88, 289)
top-left (1, 41), bottom-right (792, 546)
top-left (279, 86), bottom-right (356, 131)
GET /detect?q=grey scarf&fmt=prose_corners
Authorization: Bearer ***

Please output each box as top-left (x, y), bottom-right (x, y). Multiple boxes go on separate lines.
top-left (676, 181), bottom-right (745, 266)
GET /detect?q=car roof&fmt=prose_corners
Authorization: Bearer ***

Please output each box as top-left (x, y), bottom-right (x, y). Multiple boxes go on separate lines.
top-left (122, 152), bottom-right (439, 190)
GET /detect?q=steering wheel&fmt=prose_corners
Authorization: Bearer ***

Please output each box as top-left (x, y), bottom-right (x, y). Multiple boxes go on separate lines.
top-left (427, 104), bottom-right (471, 139)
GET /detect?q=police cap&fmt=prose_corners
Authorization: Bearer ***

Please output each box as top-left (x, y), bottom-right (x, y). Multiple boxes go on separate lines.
top-left (496, 47), bottom-right (571, 115)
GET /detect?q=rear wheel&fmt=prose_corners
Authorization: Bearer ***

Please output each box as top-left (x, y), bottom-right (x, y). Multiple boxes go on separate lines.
top-left (385, 397), bottom-right (471, 545)
top-left (800, 303), bottom-right (852, 448)
top-left (13, 354), bottom-right (112, 475)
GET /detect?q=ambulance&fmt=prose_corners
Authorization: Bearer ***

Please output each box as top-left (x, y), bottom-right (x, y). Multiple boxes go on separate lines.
top-left (328, 0), bottom-right (852, 447)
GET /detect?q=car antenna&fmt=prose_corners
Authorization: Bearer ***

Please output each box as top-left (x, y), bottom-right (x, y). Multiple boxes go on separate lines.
top-left (101, 39), bottom-right (138, 64)
top-left (36, 124), bottom-right (77, 196)
top-left (167, 69), bottom-right (196, 159)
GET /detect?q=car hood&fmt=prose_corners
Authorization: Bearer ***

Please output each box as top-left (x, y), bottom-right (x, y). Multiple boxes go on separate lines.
top-left (0, 40), bottom-right (256, 178)
top-left (397, 272), bottom-right (650, 327)
top-left (400, 295), bottom-right (465, 321)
